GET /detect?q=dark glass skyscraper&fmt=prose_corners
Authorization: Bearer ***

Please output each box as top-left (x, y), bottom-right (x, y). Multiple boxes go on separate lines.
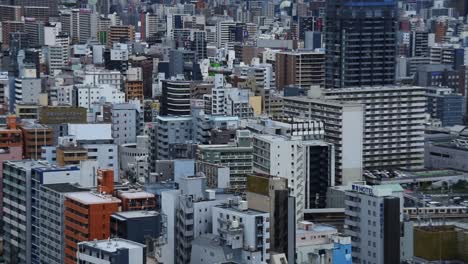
top-left (325, 0), bottom-right (398, 88)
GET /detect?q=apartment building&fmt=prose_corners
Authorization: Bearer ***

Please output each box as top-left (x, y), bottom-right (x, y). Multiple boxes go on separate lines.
top-left (64, 192), bottom-right (121, 264)
top-left (276, 50), bottom-right (325, 89)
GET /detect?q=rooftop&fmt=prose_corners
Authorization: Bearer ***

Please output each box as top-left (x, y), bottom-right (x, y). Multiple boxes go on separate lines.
top-left (68, 123), bottom-right (112, 141)
top-left (118, 190), bottom-right (155, 199)
top-left (65, 192), bottom-right (121, 205)
top-left (112, 210), bottom-right (159, 219)
top-left (42, 183), bottom-right (89, 193)
top-left (79, 238), bottom-right (145, 252)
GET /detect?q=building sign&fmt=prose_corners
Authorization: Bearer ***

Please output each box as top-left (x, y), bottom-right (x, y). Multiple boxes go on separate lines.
top-left (352, 184), bottom-right (374, 196)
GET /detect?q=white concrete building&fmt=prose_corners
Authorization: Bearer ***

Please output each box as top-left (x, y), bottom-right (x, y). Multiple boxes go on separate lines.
top-left (77, 238), bottom-right (146, 264)
top-left (324, 86), bottom-right (426, 170)
top-left (75, 84), bottom-right (125, 109)
top-left (119, 136), bottom-right (149, 182)
top-left (344, 184), bottom-right (404, 264)
top-left (41, 124), bottom-right (119, 180)
top-left (282, 95), bottom-right (364, 185)
top-left (111, 100), bottom-right (143, 145)
top-left (82, 68), bottom-right (121, 88)
top-left (14, 78), bottom-right (42, 104)
top-left (216, 20), bottom-right (236, 48)
top-left (212, 200), bottom-right (271, 264)
top-left (252, 132), bottom-right (334, 220)
top-left (157, 175), bottom-right (235, 264)
top-left (207, 75), bottom-right (254, 118)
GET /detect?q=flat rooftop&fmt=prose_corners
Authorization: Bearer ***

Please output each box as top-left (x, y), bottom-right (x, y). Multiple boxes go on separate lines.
top-left (42, 183), bottom-right (89, 193)
top-left (65, 192), bottom-right (121, 205)
top-left (79, 238), bottom-right (145, 252)
top-left (112, 210), bottom-right (159, 219)
top-left (118, 191), bottom-right (155, 199)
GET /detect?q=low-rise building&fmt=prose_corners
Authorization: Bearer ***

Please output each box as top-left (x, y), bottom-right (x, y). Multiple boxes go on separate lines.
top-left (77, 238), bottom-right (146, 264)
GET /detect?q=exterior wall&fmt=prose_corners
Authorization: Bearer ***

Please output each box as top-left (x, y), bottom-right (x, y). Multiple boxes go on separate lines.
top-left (424, 142), bottom-right (468, 171)
top-left (325, 86), bottom-right (426, 170)
top-left (20, 127), bottom-right (54, 159)
top-left (282, 97), bottom-right (364, 185)
top-left (64, 197), bottom-right (120, 264)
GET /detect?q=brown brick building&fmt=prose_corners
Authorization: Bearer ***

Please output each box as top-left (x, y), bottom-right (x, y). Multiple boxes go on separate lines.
top-left (63, 192), bottom-right (121, 264)
top-left (275, 50), bottom-right (325, 89)
top-left (125, 80), bottom-right (144, 102)
top-left (18, 121), bottom-right (53, 159)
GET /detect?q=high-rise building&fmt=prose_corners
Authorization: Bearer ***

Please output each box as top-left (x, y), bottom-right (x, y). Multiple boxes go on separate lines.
top-left (344, 183), bottom-right (403, 264)
top-left (197, 130), bottom-right (253, 193)
top-left (11, 0), bottom-right (59, 16)
top-left (3, 160), bottom-right (91, 264)
top-left (409, 30), bottom-right (432, 57)
top-left (324, 86), bottom-right (427, 170)
top-left (24, 19), bottom-right (44, 47)
top-left (275, 50), bottom-right (325, 89)
top-left (282, 95), bottom-right (364, 185)
top-left (108, 25), bottom-right (135, 47)
top-left (1, 20), bottom-right (24, 48)
top-left (39, 183), bottom-right (89, 264)
top-left (191, 30), bottom-right (207, 61)
top-left (160, 79), bottom-right (192, 116)
top-left (0, 5), bottom-right (22, 22)
top-left (325, 0), bottom-right (398, 88)
top-left (0, 115), bottom-right (22, 226)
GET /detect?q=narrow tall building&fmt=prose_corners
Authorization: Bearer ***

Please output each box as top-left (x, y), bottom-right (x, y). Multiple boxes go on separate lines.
top-left (325, 0), bottom-right (398, 88)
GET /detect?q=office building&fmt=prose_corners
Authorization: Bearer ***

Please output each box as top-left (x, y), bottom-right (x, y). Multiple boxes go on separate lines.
top-left (119, 135), bottom-right (149, 181)
top-left (24, 19), bottom-right (44, 47)
top-left (344, 183), bottom-right (403, 264)
top-left (426, 87), bottom-right (464, 127)
top-left (191, 30), bottom-right (207, 61)
top-left (149, 115), bottom-right (194, 169)
top-left (1, 20), bottom-right (24, 48)
top-left (275, 50), bottom-right (325, 89)
top-left (77, 239), bottom-right (146, 264)
top-left (37, 106), bottom-right (87, 145)
top-left (15, 104), bottom-right (40, 119)
top-left (325, 0), bottom-right (398, 88)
